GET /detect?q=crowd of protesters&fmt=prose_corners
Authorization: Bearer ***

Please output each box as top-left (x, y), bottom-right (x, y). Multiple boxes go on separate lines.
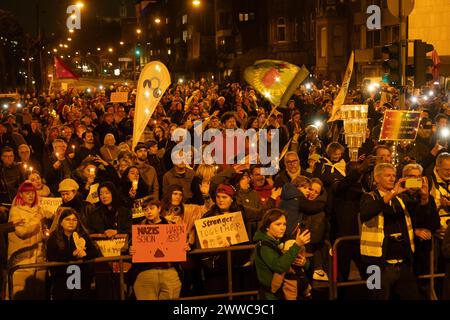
top-left (1, 77), bottom-right (450, 300)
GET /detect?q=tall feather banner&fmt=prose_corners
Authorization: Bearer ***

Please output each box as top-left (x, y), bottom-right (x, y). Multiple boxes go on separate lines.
top-left (132, 61), bottom-right (171, 150)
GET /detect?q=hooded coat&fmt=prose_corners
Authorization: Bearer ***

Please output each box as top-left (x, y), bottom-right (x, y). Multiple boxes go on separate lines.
top-left (253, 230), bottom-right (300, 300)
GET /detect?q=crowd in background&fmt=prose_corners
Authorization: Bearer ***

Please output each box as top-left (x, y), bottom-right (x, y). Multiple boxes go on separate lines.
top-left (1, 77), bottom-right (450, 300)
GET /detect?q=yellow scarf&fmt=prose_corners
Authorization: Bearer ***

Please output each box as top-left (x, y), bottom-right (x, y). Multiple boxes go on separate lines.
top-left (323, 158), bottom-right (346, 177)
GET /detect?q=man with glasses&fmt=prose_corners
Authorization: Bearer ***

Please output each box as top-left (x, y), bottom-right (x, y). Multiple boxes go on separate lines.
top-left (429, 153), bottom-right (450, 239)
top-left (274, 151), bottom-right (311, 188)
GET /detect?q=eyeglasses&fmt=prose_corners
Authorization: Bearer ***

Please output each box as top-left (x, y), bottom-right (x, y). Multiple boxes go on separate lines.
top-left (285, 160), bottom-right (299, 165)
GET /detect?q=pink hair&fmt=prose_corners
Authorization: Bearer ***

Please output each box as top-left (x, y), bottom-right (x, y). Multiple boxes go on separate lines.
top-left (13, 181), bottom-right (38, 207)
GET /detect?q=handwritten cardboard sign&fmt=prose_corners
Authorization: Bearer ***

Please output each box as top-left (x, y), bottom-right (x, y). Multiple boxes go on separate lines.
top-left (40, 197), bottom-right (63, 214)
top-left (110, 91), bottom-right (128, 103)
top-left (132, 224), bottom-right (186, 263)
top-left (194, 212), bottom-right (249, 249)
top-left (86, 183), bottom-right (99, 204)
top-left (94, 235), bottom-right (129, 257)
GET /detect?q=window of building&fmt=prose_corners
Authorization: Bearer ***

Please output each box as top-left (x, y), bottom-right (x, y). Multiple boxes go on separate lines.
top-left (168, 49), bottom-right (171, 55)
top-left (150, 50), bottom-right (153, 56)
top-left (334, 25), bottom-right (344, 57)
top-left (310, 13), bottom-right (315, 41)
top-left (294, 17), bottom-right (298, 42)
top-left (182, 30), bottom-right (188, 42)
top-left (366, 30), bottom-right (381, 48)
top-left (249, 13), bottom-right (255, 20)
top-left (182, 14), bottom-right (188, 25)
top-left (166, 37), bottom-right (171, 45)
top-left (277, 17), bottom-right (286, 42)
top-left (320, 27), bottom-right (327, 57)
top-left (219, 12), bottom-right (233, 29)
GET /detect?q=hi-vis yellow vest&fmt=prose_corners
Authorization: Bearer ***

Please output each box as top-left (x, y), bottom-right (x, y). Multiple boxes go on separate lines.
top-left (360, 192), bottom-right (415, 258)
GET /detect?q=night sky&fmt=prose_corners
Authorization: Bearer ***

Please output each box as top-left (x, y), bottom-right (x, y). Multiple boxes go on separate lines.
top-left (0, 0), bottom-right (136, 37)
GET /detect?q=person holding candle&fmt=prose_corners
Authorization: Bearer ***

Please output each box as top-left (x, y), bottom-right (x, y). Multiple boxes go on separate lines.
top-left (119, 166), bottom-right (150, 208)
top-left (17, 144), bottom-right (42, 177)
top-left (27, 171), bottom-right (53, 197)
top-left (44, 139), bottom-right (74, 195)
top-left (46, 208), bottom-right (101, 300)
top-left (7, 181), bottom-right (54, 299)
top-left (73, 130), bottom-right (101, 168)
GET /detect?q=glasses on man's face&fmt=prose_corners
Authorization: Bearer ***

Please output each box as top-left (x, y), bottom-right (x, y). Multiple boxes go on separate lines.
top-left (286, 160), bottom-right (298, 165)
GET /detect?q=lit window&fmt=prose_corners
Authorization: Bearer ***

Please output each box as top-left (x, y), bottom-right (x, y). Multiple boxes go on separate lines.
top-left (183, 30), bottom-right (188, 42)
top-left (182, 14), bottom-right (188, 24)
top-left (166, 37), bottom-right (171, 45)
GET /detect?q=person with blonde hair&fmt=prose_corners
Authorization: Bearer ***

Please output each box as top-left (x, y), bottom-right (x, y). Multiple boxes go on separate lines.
top-left (100, 133), bottom-right (119, 163)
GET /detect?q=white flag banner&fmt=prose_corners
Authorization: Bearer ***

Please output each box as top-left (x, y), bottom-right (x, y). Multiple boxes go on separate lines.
top-left (132, 61), bottom-right (171, 150)
top-left (328, 51), bottom-right (354, 122)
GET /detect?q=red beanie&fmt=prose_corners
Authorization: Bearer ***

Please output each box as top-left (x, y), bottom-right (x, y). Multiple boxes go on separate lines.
top-left (216, 184), bottom-right (236, 198)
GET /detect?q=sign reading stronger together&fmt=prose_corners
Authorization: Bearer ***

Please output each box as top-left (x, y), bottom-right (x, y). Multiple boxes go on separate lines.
top-left (194, 212), bottom-right (249, 249)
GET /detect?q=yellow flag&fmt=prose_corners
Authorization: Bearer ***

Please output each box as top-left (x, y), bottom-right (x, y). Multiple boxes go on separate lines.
top-left (328, 51), bottom-right (354, 122)
top-left (244, 60), bottom-right (309, 107)
top-left (132, 61), bottom-right (171, 150)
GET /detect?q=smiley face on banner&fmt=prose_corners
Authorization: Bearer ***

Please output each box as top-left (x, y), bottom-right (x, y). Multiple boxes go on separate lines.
top-left (244, 60), bottom-right (309, 107)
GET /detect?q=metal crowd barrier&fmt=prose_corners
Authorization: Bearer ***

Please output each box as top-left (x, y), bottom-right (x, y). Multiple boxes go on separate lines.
top-left (330, 235), bottom-right (446, 300)
top-left (6, 245), bottom-right (259, 301)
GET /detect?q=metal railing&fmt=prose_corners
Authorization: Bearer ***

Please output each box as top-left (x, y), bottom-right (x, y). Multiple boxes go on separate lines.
top-left (6, 245), bottom-right (259, 301)
top-left (330, 235), bottom-right (446, 300)
top-left (7, 237), bottom-right (445, 300)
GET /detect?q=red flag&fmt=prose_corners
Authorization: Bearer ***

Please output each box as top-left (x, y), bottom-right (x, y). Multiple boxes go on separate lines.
top-left (54, 56), bottom-right (79, 79)
top-left (431, 50), bottom-right (441, 81)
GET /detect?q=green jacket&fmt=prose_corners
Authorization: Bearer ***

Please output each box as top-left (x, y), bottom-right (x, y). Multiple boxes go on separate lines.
top-left (253, 230), bottom-right (300, 300)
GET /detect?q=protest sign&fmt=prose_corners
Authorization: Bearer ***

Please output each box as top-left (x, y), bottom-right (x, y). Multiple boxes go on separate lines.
top-left (380, 110), bottom-right (421, 141)
top-left (40, 197), bottom-right (62, 215)
top-left (132, 224), bottom-right (186, 263)
top-left (110, 91), bottom-right (129, 103)
top-left (94, 234), bottom-right (129, 257)
top-left (194, 212), bottom-right (249, 249)
top-left (86, 183), bottom-right (99, 204)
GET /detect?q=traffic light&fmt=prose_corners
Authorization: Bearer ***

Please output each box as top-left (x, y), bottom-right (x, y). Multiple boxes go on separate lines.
top-left (382, 42), bottom-right (401, 87)
top-left (414, 40), bottom-right (434, 88)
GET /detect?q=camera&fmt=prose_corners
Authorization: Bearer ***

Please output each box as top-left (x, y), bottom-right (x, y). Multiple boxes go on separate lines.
top-left (404, 178), bottom-right (422, 189)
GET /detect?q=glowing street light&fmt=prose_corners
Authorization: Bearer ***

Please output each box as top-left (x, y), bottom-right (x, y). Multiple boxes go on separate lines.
top-left (69, 29), bottom-right (74, 34)
top-left (136, 29), bottom-right (142, 35)
top-left (120, 41), bottom-right (124, 45)
top-left (67, 38), bottom-right (72, 41)
top-left (97, 47), bottom-right (101, 51)
top-left (108, 47), bottom-right (113, 52)
top-left (76, 2), bottom-right (84, 8)
top-left (155, 18), bottom-right (161, 24)
top-left (53, 48), bottom-right (58, 52)
top-left (193, 0), bottom-right (201, 6)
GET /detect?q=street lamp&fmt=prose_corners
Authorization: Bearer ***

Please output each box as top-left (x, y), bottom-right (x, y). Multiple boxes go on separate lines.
top-left (192, 0), bottom-right (201, 7)
top-left (97, 47), bottom-right (101, 51)
top-left (76, 2), bottom-right (84, 8)
top-left (67, 38), bottom-right (72, 41)
top-left (120, 41), bottom-right (124, 45)
top-left (155, 18), bottom-right (161, 24)
top-left (108, 48), bottom-right (113, 52)
top-left (136, 29), bottom-right (142, 35)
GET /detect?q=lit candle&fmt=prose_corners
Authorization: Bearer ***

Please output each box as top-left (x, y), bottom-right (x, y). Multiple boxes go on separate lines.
top-left (89, 167), bottom-right (95, 176)
top-left (132, 180), bottom-right (138, 190)
top-left (55, 152), bottom-right (59, 159)
top-left (29, 167), bottom-right (33, 173)
top-left (72, 145), bottom-right (75, 153)
top-left (24, 164), bottom-right (28, 170)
